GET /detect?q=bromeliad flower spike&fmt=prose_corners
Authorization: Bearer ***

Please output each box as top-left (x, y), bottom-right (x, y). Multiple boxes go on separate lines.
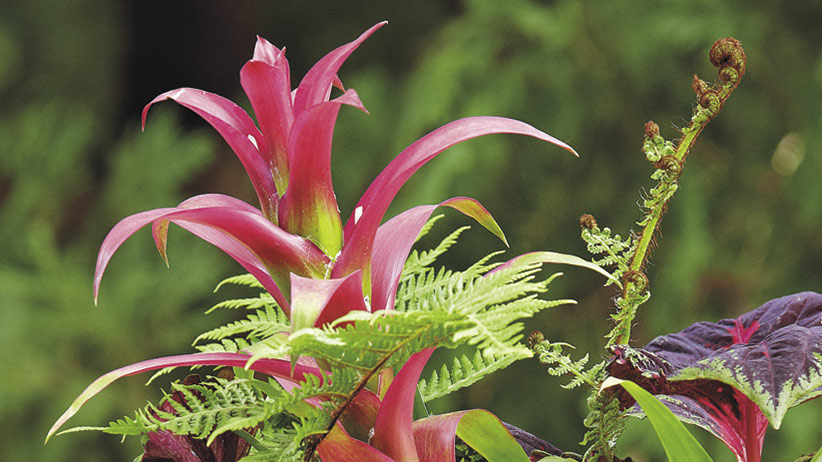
top-left (93, 21), bottom-right (577, 326)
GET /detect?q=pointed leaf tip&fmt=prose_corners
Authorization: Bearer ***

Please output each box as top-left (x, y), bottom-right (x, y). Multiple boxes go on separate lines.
top-left (602, 378), bottom-right (714, 462)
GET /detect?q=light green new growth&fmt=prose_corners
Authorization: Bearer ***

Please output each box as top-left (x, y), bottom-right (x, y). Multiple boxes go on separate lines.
top-left (214, 273), bottom-right (266, 291)
top-left (568, 38), bottom-right (747, 461)
top-left (531, 337), bottom-right (603, 390)
top-left (206, 294), bottom-right (278, 313)
top-left (574, 39), bottom-right (746, 352)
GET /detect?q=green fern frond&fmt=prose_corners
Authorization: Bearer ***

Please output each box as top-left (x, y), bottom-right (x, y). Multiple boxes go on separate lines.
top-left (103, 414), bottom-right (154, 436)
top-left (402, 225), bottom-right (471, 280)
top-left (580, 225), bottom-right (635, 283)
top-left (215, 273), bottom-right (266, 292)
top-left (206, 293), bottom-right (279, 314)
top-left (109, 374), bottom-right (344, 449)
top-left (236, 411), bottom-right (308, 461)
top-left (195, 305), bottom-right (289, 345)
top-left (414, 214), bottom-right (445, 242)
top-left (145, 379), bottom-right (266, 441)
top-left (195, 337), bottom-right (256, 354)
top-left (251, 255), bottom-right (572, 380)
top-left (244, 255), bottom-right (570, 401)
top-left (582, 390), bottom-right (627, 461)
top-left (533, 340), bottom-right (604, 390)
top-left (249, 310), bottom-right (471, 374)
top-left (397, 259), bottom-right (571, 356)
top-left (418, 349), bottom-right (529, 402)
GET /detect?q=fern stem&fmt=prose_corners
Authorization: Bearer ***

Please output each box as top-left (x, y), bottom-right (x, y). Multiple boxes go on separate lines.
top-left (612, 38), bottom-right (746, 346)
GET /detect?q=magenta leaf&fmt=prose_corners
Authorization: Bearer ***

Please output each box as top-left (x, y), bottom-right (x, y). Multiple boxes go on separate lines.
top-left (46, 352), bottom-right (321, 442)
top-left (372, 348), bottom-right (435, 462)
top-left (240, 39), bottom-right (293, 195)
top-left (94, 205), bottom-right (329, 307)
top-left (142, 88), bottom-right (278, 219)
top-left (607, 292), bottom-right (822, 462)
top-left (335, 116), bottom-right (577, 280)
top-left (278, 90), bottom-right (366, 257)
top-left (149, 196), bottom-right (287, 307)
top-left (369, 197), bottom-right (506, 312)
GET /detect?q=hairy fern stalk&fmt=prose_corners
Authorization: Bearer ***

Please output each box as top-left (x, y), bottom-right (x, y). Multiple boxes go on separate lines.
top-left (528, 38), bottom-right (747, 462)
top-left (103, 219), bottom-right (573, 461)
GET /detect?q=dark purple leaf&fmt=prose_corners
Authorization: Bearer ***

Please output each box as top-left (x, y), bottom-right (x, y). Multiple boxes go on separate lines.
top-left (607, 292), bottom-right (822, 462)
top-left (501, 422), bottom-right (564, 458)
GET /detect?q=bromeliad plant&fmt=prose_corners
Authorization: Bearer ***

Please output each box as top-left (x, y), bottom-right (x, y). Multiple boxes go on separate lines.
top-left (47, 21), bottom-right (822, 462)
top-left (47, 21), bottom-right (598, 462)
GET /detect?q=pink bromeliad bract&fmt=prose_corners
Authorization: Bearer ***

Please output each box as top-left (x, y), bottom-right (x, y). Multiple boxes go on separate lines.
top-left (93, 21), bottom-right (576, 330)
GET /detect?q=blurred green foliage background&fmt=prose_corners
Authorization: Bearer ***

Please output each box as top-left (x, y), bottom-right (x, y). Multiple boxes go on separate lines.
top-left (1, 1), bottom-right (820, 460)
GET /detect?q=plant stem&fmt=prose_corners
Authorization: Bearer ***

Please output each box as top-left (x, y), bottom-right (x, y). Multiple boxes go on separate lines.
top-left (745, 398), bottom-right (761, 462)
top-left (612, 38), bottom-right (746, 346)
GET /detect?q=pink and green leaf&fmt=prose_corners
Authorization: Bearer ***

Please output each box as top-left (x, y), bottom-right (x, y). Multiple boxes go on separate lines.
top-left (240, 39), bottom-right (293, 196)
top-left (278, 90), bottom-right (366, 257)
top-left (413, 409), bottom-right (530, 462)
top-left (335, 116), bottom-right (577, 280)
top-left (142, 88), bottom-right (278, 219)
top-left (289, 270), bottom-right (367, 332)
top-left (318, 424), bottom-right (397, 462)
top-left (46, 353), bottom-right (321, 442)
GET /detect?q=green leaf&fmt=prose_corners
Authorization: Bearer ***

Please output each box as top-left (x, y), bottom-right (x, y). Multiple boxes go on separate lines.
top-left (456, 409), bottom-right (529, 462)
top-left (602, 377), bottom-right (713, 462)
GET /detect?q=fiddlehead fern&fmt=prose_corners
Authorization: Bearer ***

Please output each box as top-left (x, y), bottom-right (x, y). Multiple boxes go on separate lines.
top-left (577, 37), bottom-right (746, 461)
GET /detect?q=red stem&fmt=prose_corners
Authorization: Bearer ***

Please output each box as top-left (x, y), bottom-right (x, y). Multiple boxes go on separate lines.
top-left (744, 398), bottom-right (761, 462)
